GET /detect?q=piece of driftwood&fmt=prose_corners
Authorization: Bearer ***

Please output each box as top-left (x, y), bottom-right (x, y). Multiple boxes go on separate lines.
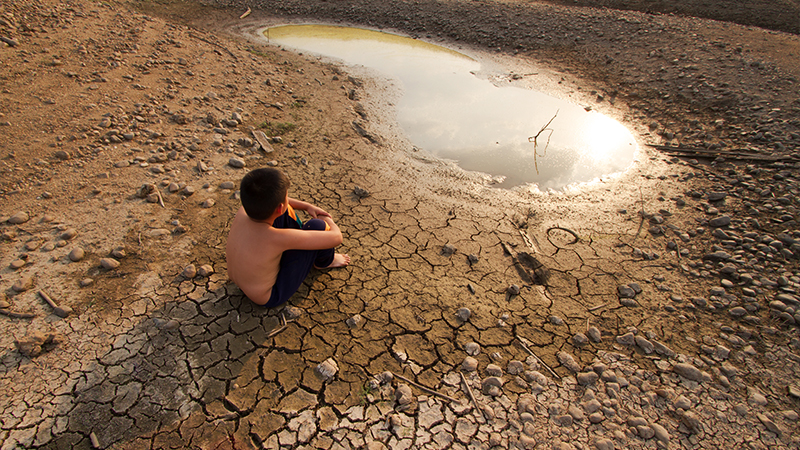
top-left (266, 325), bottom-right (288, 338)
top-left (516, 336), bottom-right (561, 380)
top-left (1, 36), bottom-right (18, 47)
top-left (39, 290), bottom-right (73, 318)
top-left (588, 302), bottom-right (607, 312)
top-left (460, 372), bottom-right (486, 422)
top-left (252, 130), bottom-right (274, 153)
top-left (392, 372), bottom-right (460, 403)
top-left (0, 309), bottom-right (36, 319)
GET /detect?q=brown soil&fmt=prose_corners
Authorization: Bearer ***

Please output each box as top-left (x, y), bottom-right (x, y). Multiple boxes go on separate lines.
top-left (1, 0), bottom-right (799, 448)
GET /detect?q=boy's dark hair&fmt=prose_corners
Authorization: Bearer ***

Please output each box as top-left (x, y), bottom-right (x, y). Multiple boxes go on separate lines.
top-left (240, 168), bottom-right (291, 221)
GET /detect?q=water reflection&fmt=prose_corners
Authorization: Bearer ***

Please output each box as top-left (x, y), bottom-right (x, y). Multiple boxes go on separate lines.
top-left (264, 25), bottom-right (637, 190)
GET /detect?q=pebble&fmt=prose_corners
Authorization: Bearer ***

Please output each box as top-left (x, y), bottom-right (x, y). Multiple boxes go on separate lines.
top-left (60, 228), bottom-right (78, 240)
top-left (100, 258), bottom-right (120, 269)
top-left (12, 277), bottom-right (33, 292)
top-left (7, 212), bottom-right (29, 224)
top-left (461, 356), bottom-right (478, 372)
top-left (353, 186), bottom-right (370, 198)
top-left (618, 284), bottom-right (636, 298)
top-left (68, 248), bottom-right (85, 262)
top-left (672, 362), bottom-right (708, 382)
top-left (557, 351), bottom-right (581, 373)
top-left (316, 358), bottom-right (338, 381)
top-left (464, 342), bottom-right (480, 356)
top-left (455, 307), bottom-right (471, 322)
top-left (572, 333), bottom-right (588, 345)
top-left (197, 264), bottom-right (214, 277)
top-left (346, 314), bottom-right (364, 329)
top-left (587, 326), bottom-right (602, 342)
top-left (182, 264), bottom-right (197, 278)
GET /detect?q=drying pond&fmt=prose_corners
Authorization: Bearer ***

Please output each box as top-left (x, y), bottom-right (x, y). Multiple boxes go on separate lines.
top-left (263, 24), bottom-right (638, 191)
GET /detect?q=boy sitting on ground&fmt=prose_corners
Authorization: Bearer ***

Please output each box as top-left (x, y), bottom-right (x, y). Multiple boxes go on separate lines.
top-left (226, 168), bottom-right (350, 307)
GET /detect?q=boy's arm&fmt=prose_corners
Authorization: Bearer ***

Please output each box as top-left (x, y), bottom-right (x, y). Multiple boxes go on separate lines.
top-left (276, 217), bottom-right (343, 251)
top-left (288, 197), bottom-right (330, 218)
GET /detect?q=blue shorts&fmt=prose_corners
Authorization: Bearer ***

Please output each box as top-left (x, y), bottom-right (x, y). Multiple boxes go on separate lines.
top-left (263, 208), bottom-right (334, 308)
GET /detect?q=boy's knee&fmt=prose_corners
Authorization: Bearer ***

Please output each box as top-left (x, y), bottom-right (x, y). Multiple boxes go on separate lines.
top-left (303, 218), bottom-right (328, 231)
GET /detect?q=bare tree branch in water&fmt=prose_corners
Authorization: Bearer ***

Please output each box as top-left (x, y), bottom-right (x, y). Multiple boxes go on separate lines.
top-left (528, 110), bottom-right (558, 174)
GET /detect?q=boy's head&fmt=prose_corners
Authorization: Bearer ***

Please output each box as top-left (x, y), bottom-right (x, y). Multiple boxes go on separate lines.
top-left (240, 168), bottom-right (291, 221)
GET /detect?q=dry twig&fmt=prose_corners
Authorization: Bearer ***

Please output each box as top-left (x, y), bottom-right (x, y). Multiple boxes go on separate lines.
top-left (460, 372), bottom-right (486, 422)
top-left (516, 336), bottom-right (561, 380)
top-left (392, 372), bottom-right (460, 403)
top-left (527, 110), bottom-right (558, 174)
top-left (588, 302), bottom-right (607, 312)
top-left (0, 309), bottom-right (36, 319)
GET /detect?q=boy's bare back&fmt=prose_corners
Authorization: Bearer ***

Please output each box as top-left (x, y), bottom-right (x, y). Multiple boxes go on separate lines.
top-left (226, 207), bottom-right (285, 305)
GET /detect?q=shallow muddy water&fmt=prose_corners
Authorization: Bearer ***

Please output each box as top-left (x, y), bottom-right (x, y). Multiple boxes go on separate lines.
top-left (263, 24), bottom-right (638, 191)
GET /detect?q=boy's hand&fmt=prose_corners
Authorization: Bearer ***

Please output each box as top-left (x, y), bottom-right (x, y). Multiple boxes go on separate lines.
top-left (305, 204), bottom-right (331, 219)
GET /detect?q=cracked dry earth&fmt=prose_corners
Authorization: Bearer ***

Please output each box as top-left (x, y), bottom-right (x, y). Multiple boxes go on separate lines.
top-left (2, 0), bottom-right (800, 449)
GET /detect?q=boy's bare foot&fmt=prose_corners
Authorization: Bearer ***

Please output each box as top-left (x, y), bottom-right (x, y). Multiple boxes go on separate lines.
top-left (317, 253), bottom-right (350, 269)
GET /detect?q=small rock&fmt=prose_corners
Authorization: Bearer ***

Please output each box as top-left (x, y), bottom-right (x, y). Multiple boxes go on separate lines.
top-left (7, 212), bottom-right (29, 224)
top-left (572, 333), bottom-right (589, 345)
top-left (197, 264), bottom-right (214, 277)
top-left (68, 248), bottom-right (85, 262)
top-left (481, 376), bottom-right (503, 396)
top-left (672, 363), bottom-right (708, 382)
top-left (442, 244), bottom-right (457, 256)
top-left (485, 364), bottom-right (503, 377)
top-left (507, 284), bottom-right (521, 295)
top-left (577, 371), bottom-right (599, 385)
top-left (60, 229), bottom-right (78, 240)
top-left (650, 422), bottom-right (670, 444)
top-left (182, 264), bottom-right (197, 278)
top-left (557, 351), bottom-right (581, 373)
top-left (464, 342), bottom-right (480, 356)
top-left (12, 277), bottom-right (34, 292)
top-left (283, 305), bottom-right (303, 320)
top-left (618, 284), bottom-right (636, 298)
top-left (220, 181), bottom-right (236, 190)
top-left (462, 356), bottom-right (478, 372)
top-left (15, 330), bottom-right (62, 357)
top-left (708, 216), bottom-right (731, 227)
top-left (587, 326), bottom-right (602, 342)
top-left (316, 358), bottom-right (338, 381)
top-left (79, 278), bottom-right (94, 287)
top-left (394, 383), bottom-right (413, 405)
top-left (201, 198), bottom-right (215, 208)
top-left (616, 332), bottom-right (635, 346)
top-left (100, 258), bottom-right (120, 270)
top-left (353, 186), bottom-right (370, 198)
top-left (345, 314), bottom-right (364, 329)
top-left (456, 307), bottom-right (471, 322)
top-left (507, 360), bottom-right (524, 375)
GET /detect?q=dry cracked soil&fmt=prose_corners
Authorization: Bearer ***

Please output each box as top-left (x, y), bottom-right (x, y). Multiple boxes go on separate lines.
top-left (1, 0), bottom-right (800, 449)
